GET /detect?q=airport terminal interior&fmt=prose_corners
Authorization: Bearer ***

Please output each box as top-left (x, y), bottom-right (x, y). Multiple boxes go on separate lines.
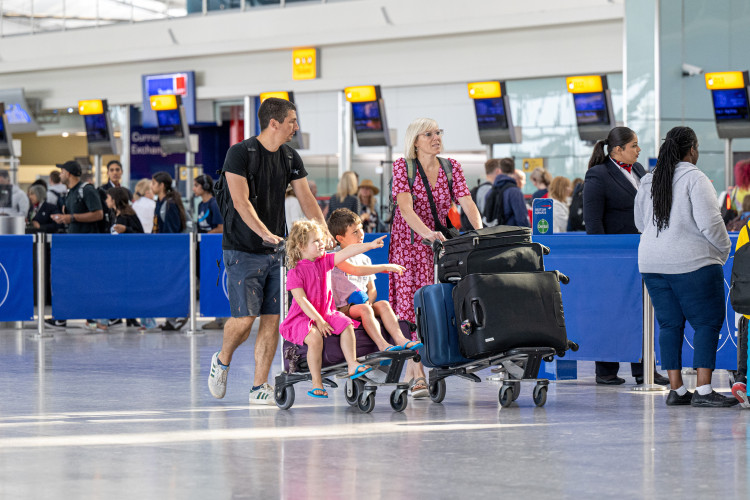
top-left (3, 0), bottom-right (750, 497)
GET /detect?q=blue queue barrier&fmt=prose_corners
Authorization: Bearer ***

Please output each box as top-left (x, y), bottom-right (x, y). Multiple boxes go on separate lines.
top-left (537, 234), bottom-right (740, 370)
top-left (198, 233), bottom-right (392, 318)
top-left (50, 234), bottom-right (190, 319)
top-left (0, 235), bottom-right (34, 321)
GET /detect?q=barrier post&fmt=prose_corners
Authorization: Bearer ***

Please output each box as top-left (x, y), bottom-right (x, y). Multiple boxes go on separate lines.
top-left (34, 233), bottom-right (52, 339)
top-left (632, 282), bottom-right (667, 393)
top-left (186, 231), bottom-right (201, 336)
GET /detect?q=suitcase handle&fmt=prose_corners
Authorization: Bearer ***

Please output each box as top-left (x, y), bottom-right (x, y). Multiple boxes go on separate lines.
top-left (415, 307), bottom-right (424, 343)
top-left (541, 244), bottom-right (551, 255)
top-left (470, 299), bottom-right (485, 328)
top-left (555, 270), bottom-right (570, 285)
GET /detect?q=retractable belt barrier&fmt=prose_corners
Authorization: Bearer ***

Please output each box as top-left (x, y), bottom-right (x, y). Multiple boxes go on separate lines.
top-left (0, 235), bottom-right (34, 321)
top-left (2, 232), bottom-right (741, 370)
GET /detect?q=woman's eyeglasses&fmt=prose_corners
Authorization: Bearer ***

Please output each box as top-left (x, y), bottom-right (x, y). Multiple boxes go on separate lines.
top-left (420, 129), bottom-right (444, 138)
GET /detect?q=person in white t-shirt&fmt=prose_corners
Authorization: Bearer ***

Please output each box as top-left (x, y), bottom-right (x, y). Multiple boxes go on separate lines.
top-left (132, 178), bottom-right (156, 234)
top-left (327, 208), bottom-right (418, 352)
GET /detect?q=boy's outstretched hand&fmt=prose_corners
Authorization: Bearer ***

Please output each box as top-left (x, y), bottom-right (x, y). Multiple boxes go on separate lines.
top-left (381, 264), bottom-right (405, 275)
top-left (365, 235), bottom-right (387, 250)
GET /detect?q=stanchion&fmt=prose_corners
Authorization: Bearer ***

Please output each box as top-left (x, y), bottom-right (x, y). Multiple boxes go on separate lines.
top-left (33, 233), bottom-right (52, 339)
top-left (632, 282), bottom-right (667, 393)
top-left (186, 231), bottom-right (202, 336)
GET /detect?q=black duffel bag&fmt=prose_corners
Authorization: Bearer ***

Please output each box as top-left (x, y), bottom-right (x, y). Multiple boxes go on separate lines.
top-left (437, 226), bottom-right (547, 282)
top-left (453, 271), bottom-right (569, 359)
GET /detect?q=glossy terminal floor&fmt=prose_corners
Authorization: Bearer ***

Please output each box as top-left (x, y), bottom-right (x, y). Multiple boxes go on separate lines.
top-left (1, 321), bottom-right (747, 499)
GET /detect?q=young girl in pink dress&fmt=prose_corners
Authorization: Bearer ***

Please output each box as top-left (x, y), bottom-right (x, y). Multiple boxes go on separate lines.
top-left (280, 220), bottom-right (404, 399)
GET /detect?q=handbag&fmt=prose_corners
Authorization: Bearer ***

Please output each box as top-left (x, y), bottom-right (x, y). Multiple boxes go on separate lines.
top-left (415, 159), bottom-right (460, 239)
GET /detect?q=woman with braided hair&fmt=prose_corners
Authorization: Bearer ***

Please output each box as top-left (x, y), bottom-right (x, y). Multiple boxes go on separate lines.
top-left (635, 126), bottom-right (736, 407)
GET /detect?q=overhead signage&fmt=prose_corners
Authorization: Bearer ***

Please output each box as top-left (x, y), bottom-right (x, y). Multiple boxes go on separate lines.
top-left (141, 71), bottom-right (196, 128)
top-left (522, 158), bottom-right (545, 172)
top-left (468, 81), bottom-right (502, 99)
top-left (292, 48), bottom-right (318, 80)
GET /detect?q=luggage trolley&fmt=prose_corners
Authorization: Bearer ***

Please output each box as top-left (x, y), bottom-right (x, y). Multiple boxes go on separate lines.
top-left (418, 239), bottom-right (579, 408)
top-left (270, 241), bottom-right (420, 412)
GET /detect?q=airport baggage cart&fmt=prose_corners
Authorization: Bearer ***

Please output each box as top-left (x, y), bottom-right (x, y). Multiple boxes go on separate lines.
top-left (271, 241), bottom-right (419, 413)
top-left (415, 239), bottom-right (578, 407)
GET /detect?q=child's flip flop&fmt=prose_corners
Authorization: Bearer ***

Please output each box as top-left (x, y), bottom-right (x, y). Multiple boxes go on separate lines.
top-left (307, 388), bottom-right (328, 398)
top-left (404, 341), bottom-right (424, 351)
top-left (349, 365), bottom-right (373, 380)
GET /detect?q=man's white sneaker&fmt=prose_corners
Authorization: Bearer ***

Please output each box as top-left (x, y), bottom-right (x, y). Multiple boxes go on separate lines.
top-left (208, 352), bottom-right (229, 399)
top-left (249, 383), bottom-right (275, 406)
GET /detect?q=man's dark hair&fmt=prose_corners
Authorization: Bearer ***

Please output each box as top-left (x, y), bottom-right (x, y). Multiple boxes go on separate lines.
top-left (327, 208), bottom-right (361, 242)
top-left (0, 170), bottom-right (9, 180)
top-left (107, 160), bottom-right (122, 170)
top-left (499, 157), bottom-right (515, 174)
top-left (49, 171), bottom-right (61, 183)
top-left (258, 98), bottom-right (296, 131)
top-left (484, 159), bottom-right (501, 175)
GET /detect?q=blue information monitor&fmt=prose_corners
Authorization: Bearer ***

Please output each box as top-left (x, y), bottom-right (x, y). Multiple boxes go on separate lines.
top-left (711, 89), bottom-right (750, 121)
top-left (573, 92), bottom-right (609, 126)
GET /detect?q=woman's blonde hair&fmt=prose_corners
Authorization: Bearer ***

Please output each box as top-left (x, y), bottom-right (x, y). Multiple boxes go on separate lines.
top-left (548, 176), bottom-right (572, 202)
top-left (335, 171), bottom-right (358, 202)
top-left (530, 167), bottom-right (552, 187)
top-left (287, 219), bottom-right (326, 269)
top-left (134, 178), bottom-right (151, 199)
top-left (403, 118), bottom-right (442, 160)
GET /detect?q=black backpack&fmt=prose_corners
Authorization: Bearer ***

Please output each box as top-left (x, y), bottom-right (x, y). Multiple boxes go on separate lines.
top-left (567, 182), bottom-right (585, 232)
top-left (460, 181), bottom-right (491, 231)
top-left (731, 221), bottom-right (750, 314)
top-left (483, 182), bottom-right (514, 227)
top-left (214, 136), bottom-right (295, 236)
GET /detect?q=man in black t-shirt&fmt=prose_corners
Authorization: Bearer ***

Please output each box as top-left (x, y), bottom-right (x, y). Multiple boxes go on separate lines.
top-left (51, 160), bottom-right (103, 234)
top-left (207, 97), bottom-right (330, 405)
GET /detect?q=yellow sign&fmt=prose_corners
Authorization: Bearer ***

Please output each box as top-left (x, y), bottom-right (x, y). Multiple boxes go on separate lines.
top-left (344, 86), bottom-right (377, 103)
top-left (292, 48), bottom-right (318, 80)
top-left (522, 158), bottom-right (545, 172)
top-left (705, 71), bottom-right (746, 90)
top-left (467, 81), bottom-right (502, 99)
top-left (179, 166), bottom-right (188, 181)
top-left (78, 99), bottom-right (104, 115)
top-left (150, 94), bottom-right (179, 111)
top-left (566, 75), bottom-right (604, 94)
top-left (259, 91), bottom-right (291, 103)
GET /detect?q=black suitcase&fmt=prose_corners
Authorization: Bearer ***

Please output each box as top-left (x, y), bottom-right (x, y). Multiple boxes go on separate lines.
top-left (438, 226), bottom-right (544, 282)
top-left (453, 271), bottom-right (568, 359)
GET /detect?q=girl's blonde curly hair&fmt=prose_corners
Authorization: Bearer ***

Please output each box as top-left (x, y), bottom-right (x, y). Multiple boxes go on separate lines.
top-left (286, 219), bottom-right (326, 269)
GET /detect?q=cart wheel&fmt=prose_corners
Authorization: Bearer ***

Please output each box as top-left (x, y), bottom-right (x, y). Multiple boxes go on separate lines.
top-left (498, 385), bottom-right (514, 407)
top-left (429, 378), bottom-right (447, 404)
top-left (390, 390), bottom-right (408, 412)
top-left (345, 379), bottom-right (363, 406)
top-left (512, 382), bottom-right (521, 401)
top-left (357, 393), bottom-right (376, 413)
top-left (412, 354), bottom-right (421, 363)
top-left (533, 384), bottom-right (547, 407)
top-left (275, 385), bottom-right (295, 410)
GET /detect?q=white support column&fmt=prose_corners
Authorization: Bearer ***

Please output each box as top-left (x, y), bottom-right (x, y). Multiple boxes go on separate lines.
top-left (338, 91), bottom-right (352, 178)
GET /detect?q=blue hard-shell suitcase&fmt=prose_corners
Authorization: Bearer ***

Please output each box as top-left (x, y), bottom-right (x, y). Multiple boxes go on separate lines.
top-left (414, 283), bottom-right (471, 368)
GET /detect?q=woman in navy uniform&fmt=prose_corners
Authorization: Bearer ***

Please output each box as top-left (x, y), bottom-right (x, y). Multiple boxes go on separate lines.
top-left (583, 126), bottom-right (669, 386)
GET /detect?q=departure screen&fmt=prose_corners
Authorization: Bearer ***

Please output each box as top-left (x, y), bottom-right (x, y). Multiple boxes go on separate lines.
top-left (352, 102), bottom-right (384, 132)
top-left (712, 89), bottom-right (750, 121)
top-left (156, 109), bottom-right (184, 137)
top-left (84, 114), bottom-right (110, 143)
top-left (0, 117), bottom-right (6, 143)
top-left (474, 97), bottom-right (508, 130)
top-left (573, 92), bottom-right (609, 126)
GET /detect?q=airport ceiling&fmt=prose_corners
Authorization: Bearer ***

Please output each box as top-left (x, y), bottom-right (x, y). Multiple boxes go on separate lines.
top-left (1, 0), bottom-right (187, 34)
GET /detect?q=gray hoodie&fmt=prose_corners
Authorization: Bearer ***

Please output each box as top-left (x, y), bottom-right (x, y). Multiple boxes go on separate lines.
top-left (634, 162), bottom-right (730, 274)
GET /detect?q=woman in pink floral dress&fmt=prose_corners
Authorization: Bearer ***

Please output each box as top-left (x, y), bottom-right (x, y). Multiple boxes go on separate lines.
top-left (388, 118), bottom-right (483, 397)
